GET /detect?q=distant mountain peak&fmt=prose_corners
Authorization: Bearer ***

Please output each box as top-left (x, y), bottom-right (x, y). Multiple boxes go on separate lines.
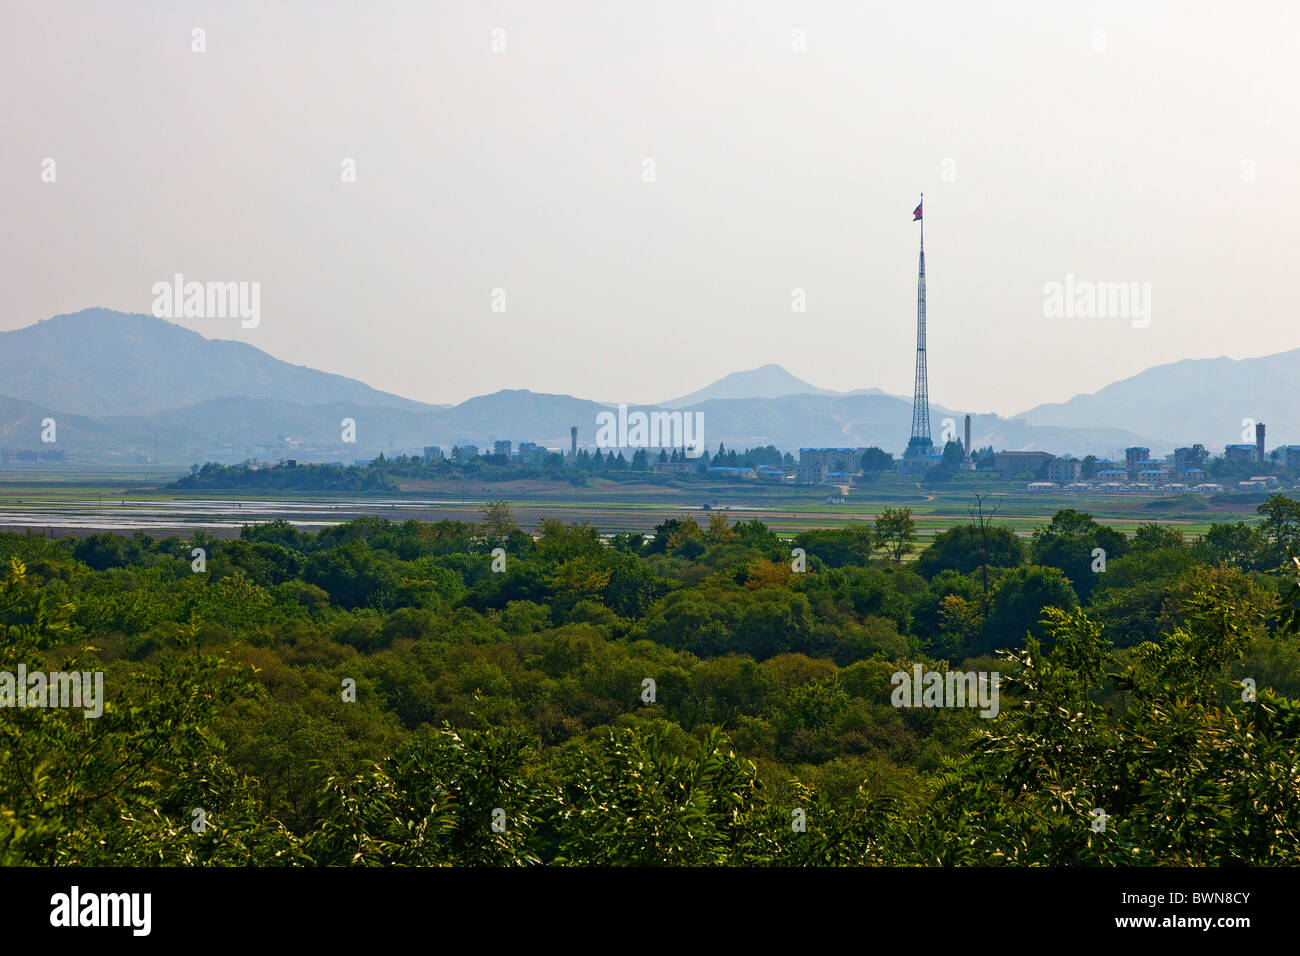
top-left (660, 364), bottom-right (838, 408)
top-left (0, 307), bottom-right (434, 417)
top-left (1015, 348), bottom-right (1300, 448)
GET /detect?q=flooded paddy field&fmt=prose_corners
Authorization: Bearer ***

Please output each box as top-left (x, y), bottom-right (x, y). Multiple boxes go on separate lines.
top-left (0, 472), bottom-right (1267, 542)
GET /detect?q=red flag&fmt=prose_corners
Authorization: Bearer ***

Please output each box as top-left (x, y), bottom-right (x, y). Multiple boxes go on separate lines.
top-left (913, 201), bottom-right (923, 221)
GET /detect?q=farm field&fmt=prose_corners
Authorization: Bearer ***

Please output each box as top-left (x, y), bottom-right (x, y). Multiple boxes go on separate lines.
top-left (0, 471), bottom-right (1271, 542)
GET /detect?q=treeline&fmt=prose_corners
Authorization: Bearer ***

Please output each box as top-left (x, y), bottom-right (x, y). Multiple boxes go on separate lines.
top-left (174, 461), bottom-right (400, 492)
top-left (1, 496), bottom-right (1298, 865)
top-left (170, 445), bottom-right (804, 491)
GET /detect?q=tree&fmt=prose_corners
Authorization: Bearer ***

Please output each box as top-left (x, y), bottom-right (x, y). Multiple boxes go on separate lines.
top-left (924, 574), bottom-right (1300, 866)
top-left (303, 541), bottom-right (401, 611)
top-left (0, 557), bottom-right (293, 866)
top-left (533, 519), bottom-right (603, 563)
top-left (792, 526), bottom-right (875, 568)
top-left (1130, 522), bottom-right (1184, 553)
top-left (682, 656), bottom-right (776, 728)
top-left (552, 727), bottom-right (771, 865)
top-left (1255, 494), bottom-right (1300, 566)
top-left (971, 493), bottom-right (1012, 610)
top-left (306, 726), bottom-right (546, 866)
top-left (704, 512), bottom-right (736, 544)
top-left (921, 441), bottom-right (964, 484)
top-left (859, 447), bottom-right (894, 473)
top-left (666, 517), bottom-right (704, 554)
top-left (934, 592), bottom-right (984, 660)
top-left (915, 506), bottom-right (1024, 586)
top-left (874, 508), bottom-right (916, 563)
top-left (980, 564), bottom-right (1078, 653)
top-left (1029, 508), bottom-right (1127, 601)
top-left (1204, 521), bottom-right (1261, 568)
top-left (645, 518), bottom-right (694, 555)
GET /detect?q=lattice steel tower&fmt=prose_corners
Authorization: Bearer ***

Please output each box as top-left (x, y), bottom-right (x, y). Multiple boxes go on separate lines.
top-left (904, 193), bottom-right (934, 459)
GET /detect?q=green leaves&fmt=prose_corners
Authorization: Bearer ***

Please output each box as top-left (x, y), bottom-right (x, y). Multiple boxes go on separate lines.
top-left (304, 726), bottom-right (544, 866)
top-left (552, 726), bottom-right (771, 866)
top-left (3, 509), bottom-right (1299, 867)
top-left (923, 585), bottom-right (1300, 866)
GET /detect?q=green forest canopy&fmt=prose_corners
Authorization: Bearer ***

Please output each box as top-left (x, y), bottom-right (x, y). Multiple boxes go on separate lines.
top-left (2, 497), bottom-right (1299, 865)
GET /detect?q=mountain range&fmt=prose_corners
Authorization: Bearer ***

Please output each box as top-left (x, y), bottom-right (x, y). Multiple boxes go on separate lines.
top-left (1015, 351), bottom-right (1300, 446)
top-left (0, 308), bottom-right (1290, 466)
top-left (658, 364), bottom-right (842, 407)
top-left (0, 309), bottom-right (433, 417)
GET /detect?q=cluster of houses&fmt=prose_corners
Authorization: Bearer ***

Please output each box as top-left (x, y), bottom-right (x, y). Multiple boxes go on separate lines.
top-left (1019, 444), bottom-right (1294, 496)
top-left (0, 448), bottom-right (68, 465)
top-left (405, 435), bottom-right (1300, 502)
top-left (1006, 447), bottom-right (1220, 495)
top-left (422, 440), bottom-right (555, 465)
top-left (786, 443), bottom-right (1300, 500)
top-left (1020, 445), bottom-right (1298, 495)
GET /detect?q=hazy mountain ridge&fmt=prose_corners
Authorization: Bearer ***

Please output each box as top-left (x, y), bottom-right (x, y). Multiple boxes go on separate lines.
top-left (0, 308), bottom-right (1236, 465)
top-left (0, 309), bottom-right (439, 417)
top-left (1016, 349), bottom-right (1300, 447)
top-left (659, 363), bottom-right (839, 407)
top-left (684, 393), bottom-right (1159, 457)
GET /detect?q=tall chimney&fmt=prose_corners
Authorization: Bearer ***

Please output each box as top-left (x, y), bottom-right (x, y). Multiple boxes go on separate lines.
top-left (570, 425), bottom-right (578, 458)
top-left (964, 414), bottom-right (972, 460)
top-left (1256, 421), bottom-right (1266, 465)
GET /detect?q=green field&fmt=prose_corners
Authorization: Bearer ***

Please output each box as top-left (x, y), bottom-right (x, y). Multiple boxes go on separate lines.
top-left (0, 470), bottom-right (1270, 542)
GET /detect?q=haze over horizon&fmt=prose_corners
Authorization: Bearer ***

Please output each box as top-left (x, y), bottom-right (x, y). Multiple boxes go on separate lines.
top-left (4, 0), bottom-right (1295, 416)
top-left (19, 306), bottom-right (1293, 425)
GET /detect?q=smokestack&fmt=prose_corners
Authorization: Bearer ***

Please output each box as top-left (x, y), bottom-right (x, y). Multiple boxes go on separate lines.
top-left (570, 425), bottom-right (578, 458)
top-left (1257, 421), bottom-right (1266, 465)
top-left (964, 415), bottom-right (972, 460)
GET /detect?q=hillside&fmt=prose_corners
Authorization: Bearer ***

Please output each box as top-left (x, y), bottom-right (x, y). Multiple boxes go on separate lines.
top-left (0, 309), bottom-right (437, 417)
top-left (658, 363), bottom-right (838, 408)
top-left (0, 310), bottom-right (1177, 464)
top-left (1017, 349), bottom-right (1300, 448)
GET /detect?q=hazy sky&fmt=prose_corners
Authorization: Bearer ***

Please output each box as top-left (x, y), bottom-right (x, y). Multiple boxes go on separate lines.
top-left (3, 1), bottom-right (1295, 417)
